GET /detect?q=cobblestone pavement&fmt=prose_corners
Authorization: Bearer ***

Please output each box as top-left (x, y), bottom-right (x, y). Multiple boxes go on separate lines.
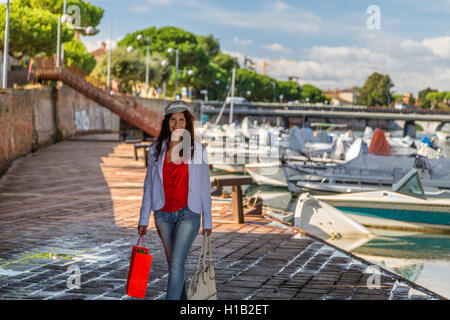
top-left (0, 136), bottom-right (444, 300)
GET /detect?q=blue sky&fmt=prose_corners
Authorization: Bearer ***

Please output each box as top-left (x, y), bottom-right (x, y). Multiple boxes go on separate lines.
top-left (78, 0), bottom-right (450, 94)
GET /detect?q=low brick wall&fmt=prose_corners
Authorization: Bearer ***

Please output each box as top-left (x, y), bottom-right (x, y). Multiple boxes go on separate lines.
top-left (0, 85), bottom-right (120, 174)
top-left (0, 86), bottom-right (203, 174)
top-left (0, 90), bottom-right (35, 172)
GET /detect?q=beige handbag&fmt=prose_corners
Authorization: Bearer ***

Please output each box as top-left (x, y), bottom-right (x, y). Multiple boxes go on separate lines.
top-left (187, 234), bottom-right (218, 300)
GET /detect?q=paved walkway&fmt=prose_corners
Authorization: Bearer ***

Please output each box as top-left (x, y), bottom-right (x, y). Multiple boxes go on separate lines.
top-left (0, 136), bottom-right (444, 300)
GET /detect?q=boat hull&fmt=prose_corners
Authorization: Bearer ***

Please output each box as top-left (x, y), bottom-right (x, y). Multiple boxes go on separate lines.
top-left (316, 189), bottom-right (450, 233)
top-left (336, 206), bottom-right (450, 232)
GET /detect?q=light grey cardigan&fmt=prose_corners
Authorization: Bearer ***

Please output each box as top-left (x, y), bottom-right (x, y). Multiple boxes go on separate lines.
top-left (138, 138), bottom-right (212, 229)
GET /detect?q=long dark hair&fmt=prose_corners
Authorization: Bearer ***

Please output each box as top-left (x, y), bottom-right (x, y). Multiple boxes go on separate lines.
top-left (153, 108), bottom-right (195, 162)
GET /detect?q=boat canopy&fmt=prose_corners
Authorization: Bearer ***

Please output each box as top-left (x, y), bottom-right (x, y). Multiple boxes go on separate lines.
top-left (345, 138), bottom-right (366, 162)
top-left (392, 169), bottom-right (426, 199)
top-left (368, 128), bottom-right (391, 156)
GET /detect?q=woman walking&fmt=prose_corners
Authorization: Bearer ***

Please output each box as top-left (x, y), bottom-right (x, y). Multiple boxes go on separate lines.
top-left (137, 101), bottom-right (212, 300)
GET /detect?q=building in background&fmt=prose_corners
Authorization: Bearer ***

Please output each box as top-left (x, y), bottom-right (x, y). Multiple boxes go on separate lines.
top-left (323, 88), bottom-right (358, 106)
top-left (89, 42), bottom-right (108, 63)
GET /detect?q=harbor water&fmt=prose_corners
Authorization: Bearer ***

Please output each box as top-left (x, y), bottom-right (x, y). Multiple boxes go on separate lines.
top-left (236, 128), bottom-right (450, 298)
top-left (243, 183), bottom-right (450, 299)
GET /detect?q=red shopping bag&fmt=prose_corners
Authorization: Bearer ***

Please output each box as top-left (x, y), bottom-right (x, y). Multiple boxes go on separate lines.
top-left (126, 235), bottom-right (153, 298)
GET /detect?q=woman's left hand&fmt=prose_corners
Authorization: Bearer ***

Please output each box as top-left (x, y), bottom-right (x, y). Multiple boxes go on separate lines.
top-left (203, 229), bottom-right (212, 236)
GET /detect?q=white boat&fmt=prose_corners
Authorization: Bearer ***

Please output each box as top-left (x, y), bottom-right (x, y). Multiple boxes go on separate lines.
top-left (295, 179), bottom-right (450, 197)
top-left (436, 123), bottom-right (450, 145)
top-left (293, 192), bottom-right (373, 242)
top-left (244, 161), bottom-right (287, 187)
top-left (284, 153), bottom-right (450, 190)
top-left (315, 169), bottom-right (450, 233)
top-left (244, 184), bottom-right (293, 211)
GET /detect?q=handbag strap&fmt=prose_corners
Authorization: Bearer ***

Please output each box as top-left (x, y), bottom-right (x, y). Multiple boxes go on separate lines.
top-left (136, 234), bottom-right (147, 248)
top-left (194, 234), bottom-right (214, 272)
top-left (205, 234), bottom-right (213, 266)
top-left (195, 234), bottom-right (207, 273)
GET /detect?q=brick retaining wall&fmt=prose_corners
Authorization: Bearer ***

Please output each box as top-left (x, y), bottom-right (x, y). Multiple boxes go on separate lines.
top-left (0, 86), bottom-right (121, 174)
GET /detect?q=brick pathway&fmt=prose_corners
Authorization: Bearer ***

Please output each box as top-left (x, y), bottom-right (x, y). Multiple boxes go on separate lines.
top-left (0, 136), bottom-right (444, 300)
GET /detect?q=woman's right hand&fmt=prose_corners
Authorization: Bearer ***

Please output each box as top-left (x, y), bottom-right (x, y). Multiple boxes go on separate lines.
top-left (138, 225), bottom-right (148, 235)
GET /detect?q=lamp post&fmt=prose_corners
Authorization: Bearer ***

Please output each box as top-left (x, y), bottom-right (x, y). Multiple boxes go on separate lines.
top-left (167, 47), bottom-right (179, 96)
top-left (137, 34), bottom-right (150, 95)
top-left (61, 0), bottom-right (67, 65)
top-left (165, 49), bottom-right (193, 99)
top-left (107, 19), bottom-right (113, 91)
top-left (1, 0), bottom-right (10, 89)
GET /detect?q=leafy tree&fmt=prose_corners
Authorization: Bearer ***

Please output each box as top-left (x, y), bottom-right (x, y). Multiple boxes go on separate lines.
top-left (0, 0), bottom-right (102, 63)
top-left (277, 81), bottom-right (302, 102)
top-left (418, 87), bottom-right (438, 108)
top-left (93, 48), bottom-right (169, 94)
top-left (235, 69), bottom-right (272, 101)
top-left (64, 39), bottom-right (96, 73)
top-left (300, 84), bottom-right (327, 103)
top-left (212, 53), bottom-right (239, 72)
top-left (392, 94), bottom-right (403, 103)
top-left (197, 34), bottom-right (220, 57)
top-left (0, 1), bottom-right (74, 60)
top-left (24, 0), bottom-right (103, 36)
top-left (425, 91), bottom-right (450, 109)
top-left (358, 72), bottom-right (394, 106)
top-left (93, 47), bottom-right (145, 94)
top-left (118, 26), bottom-right (212, 95)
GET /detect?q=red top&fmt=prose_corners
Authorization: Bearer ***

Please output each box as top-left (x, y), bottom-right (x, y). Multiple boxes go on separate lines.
top-left (160, 153), bottom-right (189, 212)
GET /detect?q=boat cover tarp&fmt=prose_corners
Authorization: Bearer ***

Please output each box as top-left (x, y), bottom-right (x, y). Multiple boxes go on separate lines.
top-left (315, 130), bottom-right (330, 143)
top-left (288, 126), bottom-right (310, 150)
top-left (417, 145), bottom-right (440, 159)
top-left (330, 136), bottom-right (346, 159)
top-left (363, 126), bottom-right (373, 141)
top-left (368, 128), bottom-right (391, 156)
top-left (345, 138), bottom-right (367, 161)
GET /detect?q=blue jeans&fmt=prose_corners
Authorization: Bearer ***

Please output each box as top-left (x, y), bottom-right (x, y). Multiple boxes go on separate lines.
top-left (154, 206), bottom-right (201, 300)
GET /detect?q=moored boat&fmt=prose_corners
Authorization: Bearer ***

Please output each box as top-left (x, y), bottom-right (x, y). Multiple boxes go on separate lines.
top-left (315, 170), bottom-right (450, 233)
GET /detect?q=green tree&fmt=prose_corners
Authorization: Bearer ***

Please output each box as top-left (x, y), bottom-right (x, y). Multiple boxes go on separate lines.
top-left (197, 34), bottom-right (220, 57)
top-left (300, 84), bottom-right (327, 103)
top-left (425, 91), bottom-right (450, 109)
top-left (118, 26), bottom-right (211, 95)
top-left (392, 94), bottom-right (403, 103)
top-left (93, 47), bottom-right (145, 94)
top-left (0, 0), bottom-right (102, 64)
top-left (418, 87), bottom-right (438, 108)
top-left (358, 72), bottom-right (394, 106)
top-left (277, 81), bottom-right (302, 102)
top-left (212, 53), bottom-right (239, 72)
top-left (93, 48), bottom-right (169, 94)
top-left (0, 1), bottom-right (74, 60)
top-left (24, 0), bottom-right (103, 36)
top-left (64, 39), bottom-right (96, 73)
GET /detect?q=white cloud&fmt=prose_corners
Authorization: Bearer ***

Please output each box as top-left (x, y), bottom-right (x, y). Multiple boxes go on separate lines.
top-left (262, 43), bottom-right (292, 54)
top-left (129, 0), bottom-right (172, 13)
top-left (82, 37), bottom-right (121, 52)
top-left (145, 0), bottom-right (171, 6)
top-left (233, 37), bottom-right (253, 46)
top-left (185, 0), bottom-right (321, 35)
top-left (421, 36), bottom-right (450, 58)
top-left (230, 35), bottom-right (450, 95)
